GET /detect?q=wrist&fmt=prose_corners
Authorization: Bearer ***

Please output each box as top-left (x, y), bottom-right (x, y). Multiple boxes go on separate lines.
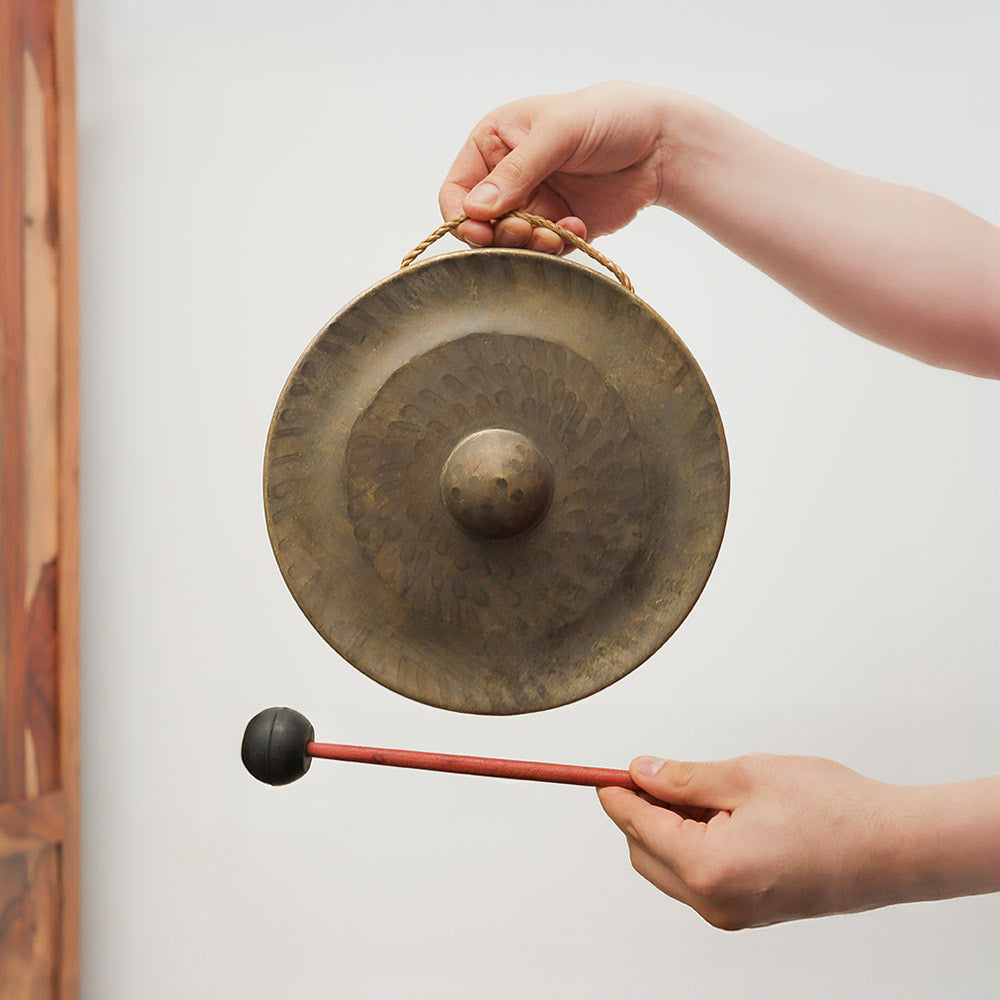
top-left (653, 91), bottom-right (737, 215)
top-left (883, 778), bottom-right (1000, 905)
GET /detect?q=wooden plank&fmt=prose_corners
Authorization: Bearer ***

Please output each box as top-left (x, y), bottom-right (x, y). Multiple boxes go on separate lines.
top-left (53, 1), bottom-right (82, 993)
top-left (23, 9), bottom-right (62, 801)
top-left (0, 845), bottom-right (60, 999)
top-left (0, 0), bottom-right (80, 994)
top-left (0, 792), bottom-right (66, 855)
top-left (1, 0), bottom-right (28, 811)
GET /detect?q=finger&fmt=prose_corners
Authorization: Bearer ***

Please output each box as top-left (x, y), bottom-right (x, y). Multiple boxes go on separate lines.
top-left (597, 787), bottom-right (708, 890)
top-left (556, 216), bottom-right (587, 241)
top-left (622, 838), bottom-right (702, 911)
top-left (494, 215), bottom-right (533, 248)
top-left (630, 756), bottom-right (752, 811)
top-left (463, 124), bottom-right (576, 221)
top-left (518, 186), bottom-right (575, 230)
top-left (441, 139), bottom-right (500, 247)
top-left (529, 216), bottom-right (587, 256)
top-left (526, 227), bottom-right (563, 254)
top-left (440, 135), bottom-right (492, 220)
top-left (597, 785), bottom-right (686, 846)
top-left (453, 219), bottom-right (495, 247)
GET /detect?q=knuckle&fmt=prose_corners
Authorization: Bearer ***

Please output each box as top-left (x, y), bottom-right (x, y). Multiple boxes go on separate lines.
top-left (682, 851), bottom-right (733, 899)
top-left (685, 864), bottom-right (722, 899)
top-left (472, 118), bottom-right (503, 145)
top-left (495, 149), bottom-right (531, 187)
top-left (621, 817), bottom-right (641, 844)
top-left (735, 751), bottom-right (773, 787)
top-left (627, 842), bottom-right (644, 873)
top-left (666, 758), bottom-right (700, 791)
top-left (469, 124), bottom-right (512, 168)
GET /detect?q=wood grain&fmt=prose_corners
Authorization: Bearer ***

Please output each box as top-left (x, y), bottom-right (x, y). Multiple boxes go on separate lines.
top-left (0, 0), bottom-right (80, 995)
top-left (0, 794), bottom-right (67, 856)
top-left (1, 0), bottom-right (28, 812)
top-left (0, 847), bottom-right (60, 1000)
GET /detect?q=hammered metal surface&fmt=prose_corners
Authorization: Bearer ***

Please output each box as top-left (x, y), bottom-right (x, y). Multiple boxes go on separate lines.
top-left (264, 249), bottom-right (729, 714)
top-left (346, 333), bottom-right (646, 635)
top-left (439, 428), bottom-right (555, 539)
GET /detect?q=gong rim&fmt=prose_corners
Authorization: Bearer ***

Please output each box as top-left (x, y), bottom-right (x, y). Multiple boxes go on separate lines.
top-left (264, 249), bottom-right (729, 714)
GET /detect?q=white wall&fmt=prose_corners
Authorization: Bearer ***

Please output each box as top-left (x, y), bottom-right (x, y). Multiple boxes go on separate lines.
top-left (76, 2), bottom-right (999, 997)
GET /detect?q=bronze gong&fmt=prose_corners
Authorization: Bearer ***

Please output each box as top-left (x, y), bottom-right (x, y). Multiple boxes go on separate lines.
top-left (264, 226), bottom-right (729, 714)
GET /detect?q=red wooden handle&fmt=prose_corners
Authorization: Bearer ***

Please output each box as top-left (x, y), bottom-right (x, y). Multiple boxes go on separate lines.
top-left (307, 742), bottom-right (638, 790)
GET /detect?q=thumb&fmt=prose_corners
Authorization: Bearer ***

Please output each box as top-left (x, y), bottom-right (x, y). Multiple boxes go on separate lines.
top-left (630, 756), bottom-right (750, 811)
top-left (463, 127), bottom-right (574, 220)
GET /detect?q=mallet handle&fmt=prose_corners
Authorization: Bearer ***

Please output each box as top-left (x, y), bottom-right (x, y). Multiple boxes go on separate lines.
top-left (307, 742), bottom-right (638, 790)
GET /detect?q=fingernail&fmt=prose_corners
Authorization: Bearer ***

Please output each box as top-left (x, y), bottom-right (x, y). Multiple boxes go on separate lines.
top-left (634, 756), bottom-right (666, 776)
top-left (467, 181), bottom-right (500, 211)
top-left (465, 236), bottom-right (489, 247)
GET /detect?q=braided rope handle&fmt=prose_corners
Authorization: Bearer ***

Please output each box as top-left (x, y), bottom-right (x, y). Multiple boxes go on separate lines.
top-left (400, 211), bottom-right (634, 293)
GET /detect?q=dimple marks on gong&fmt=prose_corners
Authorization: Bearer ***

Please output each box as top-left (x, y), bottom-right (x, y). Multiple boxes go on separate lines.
top-left (345, 333), bottom-right (648, 637)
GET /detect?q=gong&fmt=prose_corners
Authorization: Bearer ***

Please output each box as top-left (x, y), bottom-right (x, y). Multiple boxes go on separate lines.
top-left (264, 228), bottom-right (729, 714)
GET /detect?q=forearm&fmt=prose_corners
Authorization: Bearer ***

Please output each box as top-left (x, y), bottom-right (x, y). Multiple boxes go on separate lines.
top-left (661, 93), bottom-right (1000, 377)
top-left (888, 776), bottom-right (1000, 904)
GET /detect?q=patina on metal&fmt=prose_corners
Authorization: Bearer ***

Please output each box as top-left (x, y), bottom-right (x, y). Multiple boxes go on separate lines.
top-left (439, 428), bottom-right (554, 539)
top-left (264, 247), bottom-right (729, 714)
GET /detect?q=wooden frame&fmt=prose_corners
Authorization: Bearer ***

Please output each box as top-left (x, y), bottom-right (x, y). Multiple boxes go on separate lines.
top-left (0, 0), bottom-right (81, 995)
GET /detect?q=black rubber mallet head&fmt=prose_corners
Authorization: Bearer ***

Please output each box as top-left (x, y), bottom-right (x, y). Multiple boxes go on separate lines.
top-left (241, 707), bottom-right (314, 786)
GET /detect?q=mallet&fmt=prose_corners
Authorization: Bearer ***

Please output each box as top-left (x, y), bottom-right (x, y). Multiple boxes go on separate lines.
top-left (241, 707), bottom-right (639, 790)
